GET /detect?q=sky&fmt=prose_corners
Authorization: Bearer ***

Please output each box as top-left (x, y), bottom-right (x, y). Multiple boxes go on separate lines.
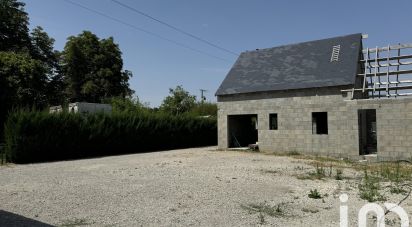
top-left (22, 0), bottom-right (412, 106)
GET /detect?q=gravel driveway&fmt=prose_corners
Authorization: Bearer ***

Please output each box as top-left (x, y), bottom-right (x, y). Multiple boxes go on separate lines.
top-left (0, 147), bottom-right (410, 226)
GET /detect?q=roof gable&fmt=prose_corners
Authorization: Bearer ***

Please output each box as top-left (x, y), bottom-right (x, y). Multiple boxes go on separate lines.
top-left (216, 33), bottom-right (362, 96)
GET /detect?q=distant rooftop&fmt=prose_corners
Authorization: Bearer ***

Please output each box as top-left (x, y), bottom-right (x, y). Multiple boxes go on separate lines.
top-left (216, 33), bottom-right (362, 96)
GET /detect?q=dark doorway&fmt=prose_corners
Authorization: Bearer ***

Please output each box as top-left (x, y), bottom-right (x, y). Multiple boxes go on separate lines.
top-left (358, 109), bottom-right (377, 155)
top-left (228, 114), bottom-right (258, 148)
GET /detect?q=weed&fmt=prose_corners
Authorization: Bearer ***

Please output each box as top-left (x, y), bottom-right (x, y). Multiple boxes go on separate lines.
top-left (308, 189), bottom-right (322, 199)
top-left (261, 169), bottom-right (278, 174)
top-left (59, 218), bottom-right (89, 226)
top-left (294, 166), bottom-right (305, 171)
top-left (302, 207), bottom-right (319, 213)
top-left (358, 170), bottom-right (385, 202)
top-left (241, 201), bottom-right (285, 217)
top-left (328, 165), bottom-right (333, 177)
top-left (287, 151), bottom-right (300, 156)
top-left (390, 184), bottom-right (407, 194)
top-left (335, 169), bottom-right (344, 180)
top-left (258, 213), bottom-right (266, 225)
top-left (296, 163), bottom-right (327, 180)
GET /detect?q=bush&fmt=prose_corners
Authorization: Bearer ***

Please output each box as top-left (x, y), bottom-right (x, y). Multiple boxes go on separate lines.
top-left (308, 189), bottom-right (322, 199)
top-left (358, 170), bottom-right (385, 202)
top-left (4, 111), bottom-right (217, 163)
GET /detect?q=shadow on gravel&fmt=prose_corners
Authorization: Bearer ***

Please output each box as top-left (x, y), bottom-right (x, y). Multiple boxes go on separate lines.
top-left (0, 210), bottom-right (54, 227)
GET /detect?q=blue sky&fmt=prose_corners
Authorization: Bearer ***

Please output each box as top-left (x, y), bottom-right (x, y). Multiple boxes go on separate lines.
top-left (22, 0), bottom-right (412, 106)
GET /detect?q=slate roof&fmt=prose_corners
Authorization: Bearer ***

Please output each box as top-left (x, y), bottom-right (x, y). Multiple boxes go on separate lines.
top-left (215, 33), bottom-right (362, 96)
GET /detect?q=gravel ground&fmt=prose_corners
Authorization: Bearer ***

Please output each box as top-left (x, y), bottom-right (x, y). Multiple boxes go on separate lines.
top-left (0, 147), bottom-right (410, 226)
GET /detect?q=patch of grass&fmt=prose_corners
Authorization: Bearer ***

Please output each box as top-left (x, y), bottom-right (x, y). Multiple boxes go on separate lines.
top-left (261, 169), bottom-right (278, 174)
top-left (335, 169), bottom-right (344, 180)
top-left (302, 207), bottom-right (319, 213)
top-left (379, 162), bottom-right (412, 182)
top-left (294, 166), bottom-right (305, 171)
top-left (287, 151), bottom-right (300, 156)
top-left (241, 201), bottom-right (285, 217)
top-left (358, 170), bottom-right (386, 202)
top-left (258, 213), bottom-right (266, 225)
top-left (296, 163), bottom-right (328, 180)
top-left (59, 218), bottom-right (89, 227)
top-left (390, 185), bottom-right (407, 194)
top-left (308, 189), bottom-right (322, 199)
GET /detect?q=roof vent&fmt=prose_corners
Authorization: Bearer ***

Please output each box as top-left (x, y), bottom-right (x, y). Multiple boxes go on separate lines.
top-left (330, 45), bottom-right (341, 62)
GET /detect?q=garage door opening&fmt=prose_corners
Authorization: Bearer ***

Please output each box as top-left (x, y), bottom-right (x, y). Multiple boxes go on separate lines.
top-left (358, 109), bottom-right (377, 155)
top-left (228, 114), bottom-right (258, 148)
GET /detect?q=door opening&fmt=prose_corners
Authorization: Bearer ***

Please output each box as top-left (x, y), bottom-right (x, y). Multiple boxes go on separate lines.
top-left (227, 114), bottom-right (258, 148)
top-left (358, 109), bottom-right (377, 155)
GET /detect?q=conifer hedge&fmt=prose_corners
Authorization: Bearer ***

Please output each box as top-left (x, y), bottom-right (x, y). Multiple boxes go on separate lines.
top-left (4, 111), bottom-right (217, 163)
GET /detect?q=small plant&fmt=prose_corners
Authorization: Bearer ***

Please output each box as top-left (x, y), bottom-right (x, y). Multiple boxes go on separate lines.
top-left (261, 169), bottom-right (278, 174)
top-left (294, 166), bottom-right (305, 171)
top-left (328, 165), bottom-right (333, 177)
top-left (302, 207), bottom-right (319, 213)
top-left (315, 163), bottom-right (326, 176)
top-left (297, 163), bottom-right (328, 180)
top-left (258, 213), bottom-right (266, 225)
top-left (241, 201), bottom-right (284, 217)
top-left (389, 182), bottom-right (408, 194)
top-left (60, 218), bottom-right (89, 226)
top-left (308, 189), bottom-right (322, 199)
top-left (335, 169), bottom-right (343, 180)
top-left (358, 170), bottom-right (385, 202)
top-left (287, 151), bottom-right (300, 156)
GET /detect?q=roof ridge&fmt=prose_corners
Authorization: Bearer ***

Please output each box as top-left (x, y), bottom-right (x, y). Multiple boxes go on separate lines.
top-left (242, 33), bottom-right (362, 54)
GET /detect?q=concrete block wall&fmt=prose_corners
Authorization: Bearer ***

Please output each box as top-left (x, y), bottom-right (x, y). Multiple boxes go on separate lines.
top-left (217, 86), bottom-right (412, 160)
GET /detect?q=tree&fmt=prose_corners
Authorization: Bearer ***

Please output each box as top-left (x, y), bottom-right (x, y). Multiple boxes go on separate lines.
top-left (0, 52), bottom-right (49, 139)
top-left (30, 26), bottom-right (64, 105)
top-left (0, 0), bottom-right (30, 52)
top-left (190, 102), bottom-right (217, 116)
top-left (61, 31), bottom-right (133, 103)
top-left (160, 85), bottom-right (196, 115)
top-left (0, 0), bottom-right (62, 139)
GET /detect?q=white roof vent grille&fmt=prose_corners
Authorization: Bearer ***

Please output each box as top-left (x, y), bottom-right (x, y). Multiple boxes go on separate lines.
top-left (330, 45), bottom-right (341, 62)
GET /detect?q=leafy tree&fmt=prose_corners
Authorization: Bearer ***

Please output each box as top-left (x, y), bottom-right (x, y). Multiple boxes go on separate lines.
top-left (0, 52), bottom-right (48, 107)
top-left (160, 85), bottom-right (196, 115)
top-left (30, 26), bottom-right (64, 105)
top-left (108, 96), bottom-right (150, 114)
top-left (61, 31), bottom-right (133, 103)
top-left (0, 0), bottom-right (30, 52)
top-left (189, 102), bottom-right (217, 116)
top-left (0, 0), bottom-right (62, 139)
top-left (0, 52), bottom-right (49, 139)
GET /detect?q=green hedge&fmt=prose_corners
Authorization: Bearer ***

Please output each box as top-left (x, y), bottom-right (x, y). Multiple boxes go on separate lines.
top-left (4, 111), bottom-right (217, 163)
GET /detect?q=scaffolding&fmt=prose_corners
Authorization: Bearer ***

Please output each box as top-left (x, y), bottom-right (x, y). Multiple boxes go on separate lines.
top-left (342, 42), bottom-right (412, 99)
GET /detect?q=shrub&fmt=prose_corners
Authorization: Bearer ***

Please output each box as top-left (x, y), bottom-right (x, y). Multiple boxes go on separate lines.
top-left (308, 189), bottom-right (322, 199)
top-left (358, 170), bottom-right (385, 202)
top-left (4, 110), bottom-right (217, 163)
top-left (335, 169), bottom-right (344, 180)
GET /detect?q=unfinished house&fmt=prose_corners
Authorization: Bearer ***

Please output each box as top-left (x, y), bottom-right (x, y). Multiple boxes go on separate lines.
top-left (216, 33), bottom-right (412, 160)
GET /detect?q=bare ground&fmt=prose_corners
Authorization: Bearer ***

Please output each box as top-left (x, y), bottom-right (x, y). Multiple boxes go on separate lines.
top-left (0, 147), bottom-right (411, 226)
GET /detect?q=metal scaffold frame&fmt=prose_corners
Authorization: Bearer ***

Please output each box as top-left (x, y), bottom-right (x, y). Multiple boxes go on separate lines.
top-left (342, 42), bottom-right (412, 99)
